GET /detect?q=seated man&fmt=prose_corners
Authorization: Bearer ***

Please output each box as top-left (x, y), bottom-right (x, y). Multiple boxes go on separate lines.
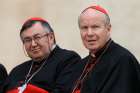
top-left (4, 17), bottom-right (81, 93)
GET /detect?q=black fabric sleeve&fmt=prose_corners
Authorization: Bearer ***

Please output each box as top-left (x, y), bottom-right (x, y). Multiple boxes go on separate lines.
top-left (81, 54), bottom-right (140, 93)
top-left (99, 55), bottom-right (140, 93)
top-left (0, 64), bottom-right (8, 92)
top-left (51, 52), bottom-right (81, 93)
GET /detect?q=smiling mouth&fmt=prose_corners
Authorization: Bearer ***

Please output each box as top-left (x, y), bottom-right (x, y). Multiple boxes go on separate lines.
top-left (87, 39), bottom-right (96, 42)
top-left (32, 48), bottom-right (41, 53)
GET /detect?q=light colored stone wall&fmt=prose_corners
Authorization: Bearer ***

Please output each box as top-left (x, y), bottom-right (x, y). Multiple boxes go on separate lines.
top-left (0, 0), bottom-right (139, 72)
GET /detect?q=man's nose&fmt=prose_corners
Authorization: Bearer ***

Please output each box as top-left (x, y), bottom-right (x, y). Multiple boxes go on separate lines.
top-left (87, 28), bottom-right (94, 36)
top-left (31, 39), bottom-right (37, 46)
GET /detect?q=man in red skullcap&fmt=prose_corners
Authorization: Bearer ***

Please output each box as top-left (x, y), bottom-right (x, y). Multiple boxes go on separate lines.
top-left (3, 17), bottom-right (81, 93)
top-left (72, 5), bottom-right (140, 93)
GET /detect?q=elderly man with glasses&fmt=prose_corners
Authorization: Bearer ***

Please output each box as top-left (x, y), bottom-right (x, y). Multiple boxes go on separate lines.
top-left (3, 17), bottom-right (81, 93)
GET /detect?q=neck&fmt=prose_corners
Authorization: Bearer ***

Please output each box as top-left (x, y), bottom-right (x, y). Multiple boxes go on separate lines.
top-left (33, 58), bottom-right (45, 63)
top-left (90, 52), bottom-right (96, 58)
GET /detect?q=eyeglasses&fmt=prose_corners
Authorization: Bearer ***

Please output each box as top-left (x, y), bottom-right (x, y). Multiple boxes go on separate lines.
top-left (22, 33), bottom-right (49, 45)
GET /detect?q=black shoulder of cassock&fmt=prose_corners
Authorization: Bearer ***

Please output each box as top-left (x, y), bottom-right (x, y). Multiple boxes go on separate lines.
top-left (81, 41), bottom-right (140, 93)
top-left (0, 64), bottom-right (8, 93)
top-left (50, 45), bottom-right (82, 93)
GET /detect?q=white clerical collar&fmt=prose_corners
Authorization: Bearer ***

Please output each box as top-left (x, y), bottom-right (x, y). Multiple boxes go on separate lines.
top-left (51, 44), bottom-right (57, 51)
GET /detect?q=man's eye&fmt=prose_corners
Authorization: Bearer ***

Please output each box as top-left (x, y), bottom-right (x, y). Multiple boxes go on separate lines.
top-left (34, 36), bottom-right (41, 40)
top-left (24, 39), bottom-right (31, 42)
top-left (81, 26), bottom-right (88, 30)
top-left (92, 25), bottom-right (99, 28)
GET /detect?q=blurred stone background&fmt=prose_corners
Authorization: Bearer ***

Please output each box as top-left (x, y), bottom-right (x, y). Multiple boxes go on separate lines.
top-left (0, 0), bottom-right (139, 72)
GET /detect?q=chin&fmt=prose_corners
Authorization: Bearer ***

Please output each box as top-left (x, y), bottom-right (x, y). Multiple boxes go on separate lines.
top-left (87, 45), bottom-right (96, 49)
top-left (87, 46), bottom-right (98, 52)
top-left (32, 56), bottom-right (44, 61)
top-left (30, 54), bottom-right (43, 59)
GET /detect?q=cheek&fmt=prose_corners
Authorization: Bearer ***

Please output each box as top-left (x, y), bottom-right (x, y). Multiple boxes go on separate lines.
top-left (101, 32), bottom-right (109, 41)
top-left (98, 32), bottom-right (109, 45)
top-left (41, 42), bottom-right (50, 51)
top-left (81, 32), bottom-right (86, 41)
top-left (24, 45), bottom-right (30, 52)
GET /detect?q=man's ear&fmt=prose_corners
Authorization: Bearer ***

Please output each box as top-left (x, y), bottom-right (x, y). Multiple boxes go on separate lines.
top-left (50, 32), bottom-right (55, 39)
top-left (107, 24), bottom-right (111, 32)
top-left (49, 32), bottom-right (55, 43)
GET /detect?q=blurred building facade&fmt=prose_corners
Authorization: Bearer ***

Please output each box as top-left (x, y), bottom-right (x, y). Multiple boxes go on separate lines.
top-left (0, 0), bottom-right (139, 72)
